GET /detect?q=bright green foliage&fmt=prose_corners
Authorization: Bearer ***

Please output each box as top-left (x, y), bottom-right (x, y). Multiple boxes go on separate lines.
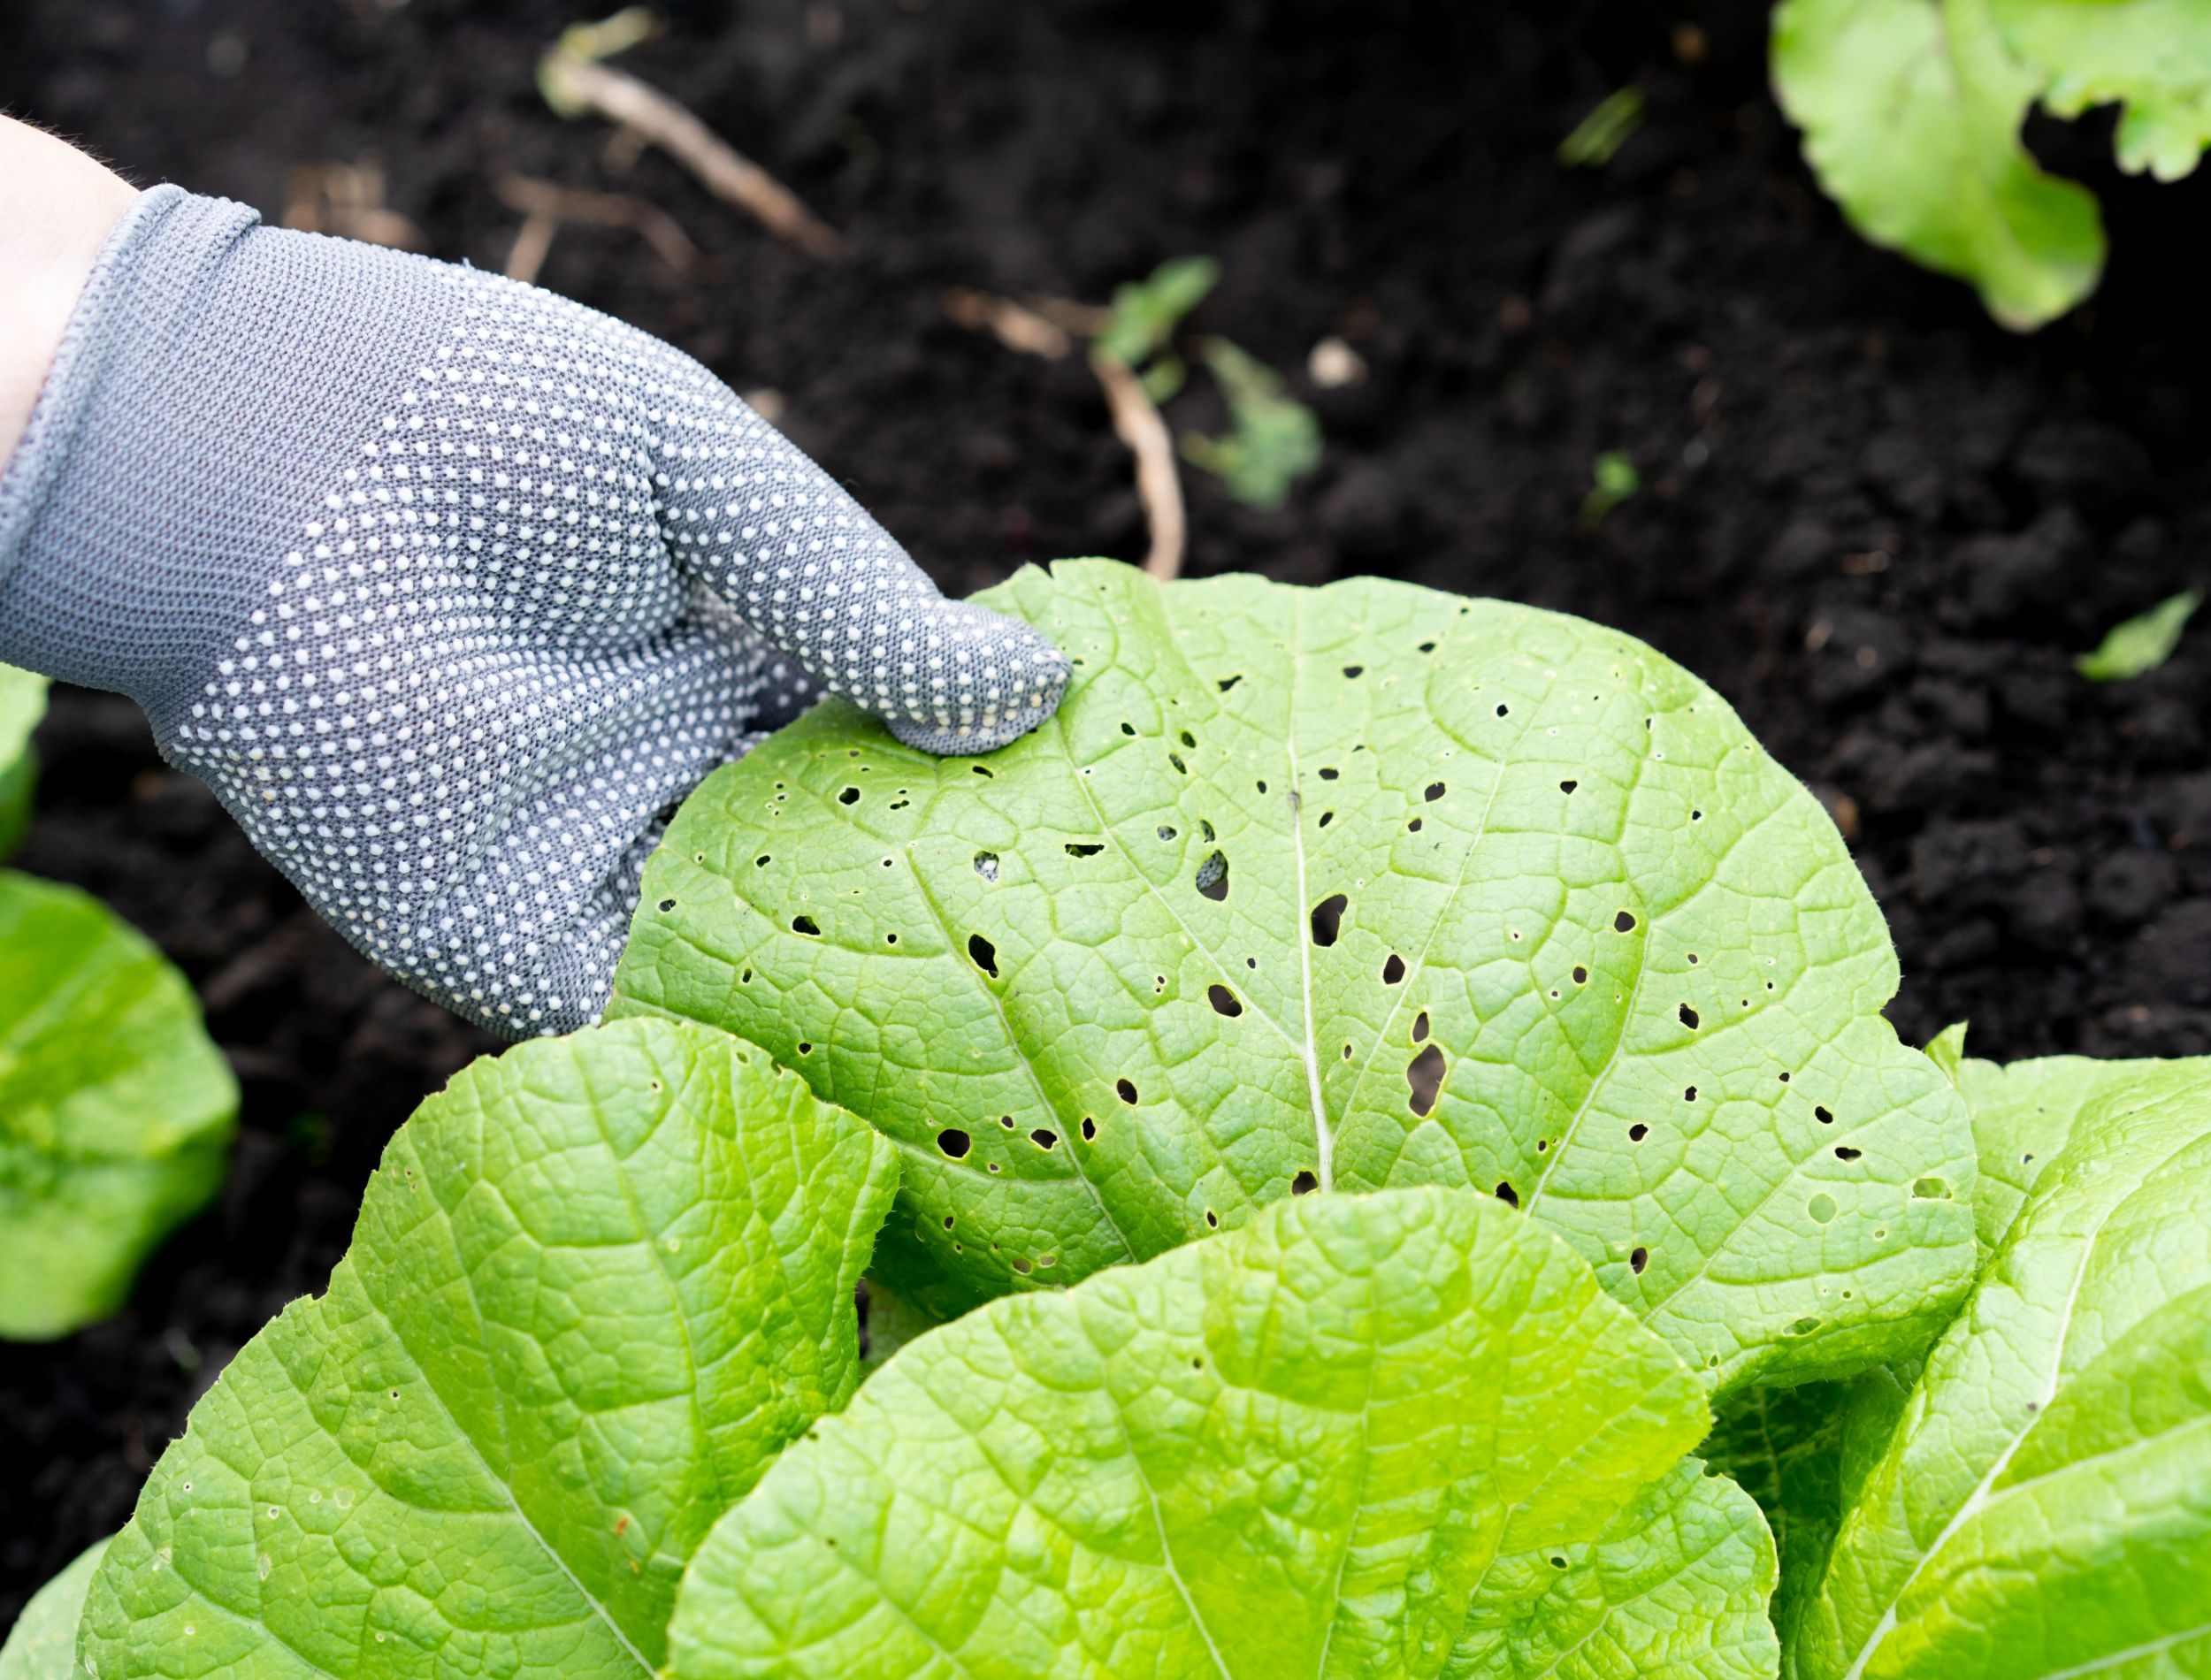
top-left (2076, 588), bottom-right (2201, 682)
top-left (1773, 0), bottom-right (2105, 330)
top-left (615, 562), bottom-right (1977, 1395)
top-left (1787, 1052), bottom-right (2211, 1678)
top-left (0, 1540), bottom-right (108, 1680)
top-left (667, 1187), bottom-right (1713, 1680)
top-left (1773, 0), bottom-right (2211, 329)
top-left (0, 661), bottom-right (47, 859)
top-left (1444, 1461), bottom-right (1779, 1680)
top-left (0, 872), bottom-right (235, 1341)
top-left (1993, 0), bottom-right (2211, 179)
top-left (1097, 256), bottom-right (1220, 403)
top-left (1558, 88), bottom-right (1648, 168)
top-left (1579, 451), bottom-right (1641, 529)
top-left (1180, 337), bottom-right (1323, 508)
top-left (77, 1019), bottom-right (899, 1679)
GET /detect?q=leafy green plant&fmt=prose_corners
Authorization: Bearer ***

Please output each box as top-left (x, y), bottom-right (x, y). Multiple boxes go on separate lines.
top-left (0, 871), bottom-right (236, 1340)
top-left (1719, 1039), bottom-right (2211, 1677)
top-left (1579, 450), bottom-right (1641, 528)
top-left (1097, 256), bottom-right (1221, 403)
top-left (0, 1541), bottom-right (105, 1680)
top-left (1772, 0), bottom-right (2210, 329)
top-left (1179, 336), bottom-right (1324, 508)
top-left (38, 1017), bottom-right (1782, 1680)
top-left (0, 661), bottom-right (47, 859)
top-left (2076, 587), bottom-right (2200, 680)
top-left (614, 561), bottom-right (1978, 1394)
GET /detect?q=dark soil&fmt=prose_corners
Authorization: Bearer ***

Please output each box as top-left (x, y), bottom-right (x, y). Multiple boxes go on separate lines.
top-left (4, 0), bottom-right (2207, 1632)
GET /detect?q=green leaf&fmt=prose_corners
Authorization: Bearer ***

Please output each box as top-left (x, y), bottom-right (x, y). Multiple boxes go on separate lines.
top-left (1096, 256), bottom-right (1220, 379)
top-left (1443, 1461), bottom-right (1779, 1680)
top-left (614, 562), bottom-right (1977, 1397)
top-left (666, 1185), bottom-right (1712, 1680)
top-left (1179, 337), bottom-right (1322, 508)
top-left (1772, 0), bottom-right (2106, 329)
top-left (0, 1539), bottom-right (109, 1680)
top-left (0, 662), bottom-right (48, 859)
top-left (1992, 0), bottom-right (2211, 180)
top-left (1558, 88), bottom-right (1648, 169)
top-left (1579, 451), bottom-right (1641, 529)
top-left (1788, 1052), bottom-right (2211, 1678)
top-left (0, 871), bottom-right (236, 1340)
top-left (78, 1019), bottom-right (899, 1679)
top-left (2075, 588), bottom-right (2201, 681)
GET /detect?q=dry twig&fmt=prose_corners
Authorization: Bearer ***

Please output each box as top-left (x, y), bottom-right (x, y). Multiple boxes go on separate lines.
top-left (539, 11), bottom-right (843, 258)
top-left (941, 286), bottom-right (1189, 581)
top-left (282, 161), bottom-right (426, 251)
top-left (1089, 346), bottom-right (1187, 581)
top-left (494, 172), bottom-right (705, 285)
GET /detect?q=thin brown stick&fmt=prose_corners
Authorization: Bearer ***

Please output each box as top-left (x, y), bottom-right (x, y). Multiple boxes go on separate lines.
top-left (494, 173), bottom-right (706, 283)
top-left (941, 288), bottom-right (1073, 360)
top-left (1090, 347), bottom-right (1187, 582)
top-left (542, 56), bottom-right (842, 258)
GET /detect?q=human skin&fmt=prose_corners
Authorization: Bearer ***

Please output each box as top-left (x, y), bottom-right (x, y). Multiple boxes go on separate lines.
top-left (0, 116), bottom-right (138, 468)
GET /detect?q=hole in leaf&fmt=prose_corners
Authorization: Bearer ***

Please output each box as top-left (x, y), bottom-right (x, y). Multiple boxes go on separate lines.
top-left (1834, 1145), bottom-right (1862, 1160)
top-left (1628, 1123), bottom-right (1649, 1142)
top-left (1382, 954), bottom-right (1406, 984)
top-left (1497, 703), bottom-right (1511, 717)
top-left (1012, 1256), bottom-right (1031, 1273)
top-left (1789, 1316), bottom-right (1822, 1336)
top-left (1614, 910), bottom-right (1637, 933)
top-left (838, 786), bottom-right (861, 806)
top-left (1572, 966), bottom-right (1588, 984)
top-left (1116, 1078), bottom-right (1139, 1104)
top-left (968, 933), bottom-right (998, 976)
top-left (1343, 664), bottom-right (1365, 678)
top-left (999, 1114), bottom-right (1015, 1128)
top-left (1425, 781), bottom-right (1446, 801)
top-left (1200, 819), bottom-right (1216, 842)
top-left (1290, 1170), bottom-right (1320, 1195)
top-left (1196, 851), bottom-right (1230, 900)
top-left (1320, 767), bottom-right (1340, 781)
top-left (1683, 1086), bottom-right (1697, 1103)
top-left (1808, 1193), bottom-right (1838, 1224)
top-left (1679, 1003), bottom-right (1700, 1029)
top-left (1407, 1044), bottom-right (1445, 1114)
top-left (1560, 779), bottom-right (1578, 794)
top-left (1630, 1246), bottom-right (1648, 1274)
top-left (972, 765), bottom-right (993, 777)
top-left (1121, 722), bottom-right (1136, 736)
top-left (792, 915), bottom-right (821, 936)
top-left (1412, 1011), bottom-right (1429, 1042)
top-left (1815, 1105), bottom-right (1834, 1125)
top-left (1170, 752), bottom-right (1188, 775)
top-left (1218, 675), bottom-right (1242, 691)
top-left (1158, 825), bottom-right (1177, 842)
top-left (1912, 1176), bottom-right (1950, 1199)
top-left (1208, 983), bottom-right (1243, 1017)
top-left (1419, 640), bottom-right (1436, 653)
top-left (1205, 1209), bottom-right (1220, 1226)
top-left (1494, 1180), bottom-right (1519, 1208)
top-left (974, 851), bottom-right (999, 882)
top-left (1181, 729), bottom-right (1197, 749)
top-left (1319, 811), bottom-right (1335, 828)
top-left (1065, 842), bottom-right (1104, 858)
top-left (937, 1129), bottom-right (971, 1159)
top-left (756, 854), bottom-right (772, 867)
top-left (1408, 817), bottom-right (1423, 832)
top-left (1312, 892), bottom-right (1347, 946)
top-left (884, 933), bottom-right (899, 944)
top-left (657, 898), bottom-right (676, 913)
top-left (1031, 1129), bottom-right (1058, 1150)
top-left (1081, 1117), bottom-right (1097, 1141)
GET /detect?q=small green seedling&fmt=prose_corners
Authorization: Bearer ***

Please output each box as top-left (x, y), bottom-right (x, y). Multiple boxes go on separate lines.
top-left (2076, 588), bottom-right (2200, 681)
top-left (1558, 87), bottom-right (1648, 167)
top-left (1772, 0), bottom-right (2210, 329)
top-left (1178, 337), bottom-right (1323, 509)
top-left (1096, 256), bottom-right (1220, 402)
top-left (1579, 449), bottom-right (1641, 527)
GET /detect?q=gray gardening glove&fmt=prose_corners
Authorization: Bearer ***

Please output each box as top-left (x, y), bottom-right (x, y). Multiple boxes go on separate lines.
top-left (0, 185), bottom-right (1068, 1035)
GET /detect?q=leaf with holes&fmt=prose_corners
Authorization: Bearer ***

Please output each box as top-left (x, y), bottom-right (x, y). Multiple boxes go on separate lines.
top-left (1443, 1460), bottom-right (1779, 1680)
top-left (615, 561), bottom-right (1975, 1396)
top-left (667, 1186), bottom-right (1711, 1680)
top-left (1785, 1051), bottom-right (2211, 1679)
top-left (0, 1539), bottom-right (108, 1680)
top-left (1, 871), bottom-right (236, 1341)
top-left (76, 1019), bottom-right (899, 1680)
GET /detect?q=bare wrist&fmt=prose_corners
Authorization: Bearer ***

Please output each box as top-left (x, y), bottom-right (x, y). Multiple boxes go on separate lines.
top-left (0, 117), bottom-right (138, 469)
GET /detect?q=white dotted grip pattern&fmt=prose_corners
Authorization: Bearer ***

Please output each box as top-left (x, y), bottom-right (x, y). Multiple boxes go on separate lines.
top-left (0, 187), bottom-right (1068, 1035)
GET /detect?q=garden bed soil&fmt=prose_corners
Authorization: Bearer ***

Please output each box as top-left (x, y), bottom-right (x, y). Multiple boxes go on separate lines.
top-left (4, 0), bottom-right (2207, 1631)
